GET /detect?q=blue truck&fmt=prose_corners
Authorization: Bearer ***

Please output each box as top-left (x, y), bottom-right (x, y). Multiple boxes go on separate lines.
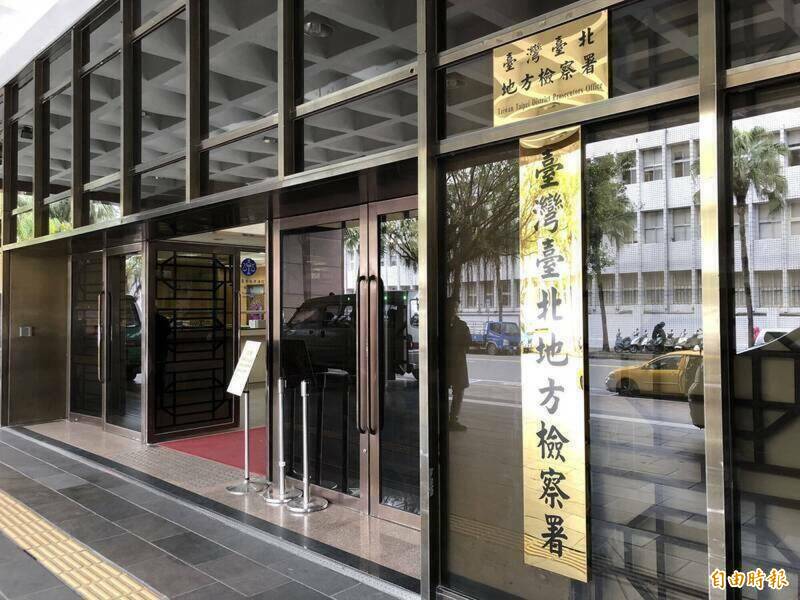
top-left (470, 321), bottom-right (521, 355)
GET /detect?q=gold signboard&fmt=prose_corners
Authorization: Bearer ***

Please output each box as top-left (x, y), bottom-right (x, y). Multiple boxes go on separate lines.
top-left (493, 12), bottom-right (608, 126)
top-left (519, 126), bottom-right (588, 582)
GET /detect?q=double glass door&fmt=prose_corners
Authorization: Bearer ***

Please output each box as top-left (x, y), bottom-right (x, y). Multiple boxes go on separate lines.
top-left (69, 246), bottom-right (145, 439)
top-left (275, 197), bottom-right (420, 527)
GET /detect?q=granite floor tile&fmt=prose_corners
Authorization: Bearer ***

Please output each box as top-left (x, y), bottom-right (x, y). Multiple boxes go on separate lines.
top-left (0, 555), bottom-right (63, 599)
top-left (7, 487), bottom-right (64, 508)
top-left (212, 531), bottom-right (292, 567)
top-left (87, 532), bottom-right (167, 567)
top-left (197, 554), bottom-right (289, 596)
top-left (17, 585), bottom-right (81, 599)
top-left (34, 473), bottom-right (87, 491)
top-left (59, 484), bottom-right (146, 521)
top-left (270, 557), bottom-right (357, 596)
top-left (57, 514), bottom-right (125, 544)
top-left (115, 511), bottom-right (188, 541)
top-left (249, 581), bottom-right (329, 600)
top-left (333, 584), bottom-right (397, 599)
top-left (173, 583), bottom-right (245, 600)
top-left (126, 555), bottom-right (214, 598)
top-left (155, 531), bottom-right (233, 565)
top-left (30, 499), bottom-right (90, 524)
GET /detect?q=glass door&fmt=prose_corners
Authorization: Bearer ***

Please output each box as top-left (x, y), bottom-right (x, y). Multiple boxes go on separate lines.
top-left (274, 197), bottom-right (419, 527)
top-left (69, 246), bottom-right (145, 439)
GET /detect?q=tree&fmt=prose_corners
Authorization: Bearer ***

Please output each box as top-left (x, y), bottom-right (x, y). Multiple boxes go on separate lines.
top-left (585, 152), bottom-right (636, 352)
top-left (731, 127), bottom-right (787, 347)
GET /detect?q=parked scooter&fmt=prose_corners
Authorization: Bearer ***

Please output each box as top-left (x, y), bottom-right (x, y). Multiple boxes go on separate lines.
top-left (646, 321), bottom-right (667, 353)
top-left (629, 328), bottom-right (647, 353)
top-left (676, 328), bottom-right (703, 350)
top-left (663, 329), bottom-right (677, 353)
top-left (674, 328), bottom-right (690, 350)
top-left (614, 329), bottom-right (634, 353)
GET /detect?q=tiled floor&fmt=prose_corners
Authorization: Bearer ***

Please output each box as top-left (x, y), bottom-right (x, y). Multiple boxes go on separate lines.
top-left (0, 428), bottom-right (415, 600)
top-left (23, 421), bottom-right (421, 580)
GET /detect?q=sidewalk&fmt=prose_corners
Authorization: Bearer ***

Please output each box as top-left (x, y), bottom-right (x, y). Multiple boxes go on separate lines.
top-left (0, 429), bottom-right (409, 600)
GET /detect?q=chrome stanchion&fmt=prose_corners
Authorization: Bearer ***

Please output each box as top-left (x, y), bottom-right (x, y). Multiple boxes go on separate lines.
top-left (263, 379), bottom-right (301, 504)
top-left (287, 380), bottom-right (328, 513)
top-left (226, 389), bottom-right (265, 495)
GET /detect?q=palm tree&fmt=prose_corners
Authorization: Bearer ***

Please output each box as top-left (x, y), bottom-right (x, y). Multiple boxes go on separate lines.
top-left (585, 152), bottom-right (636, 351)
top-left (731, 127), bottom-right (788, 347)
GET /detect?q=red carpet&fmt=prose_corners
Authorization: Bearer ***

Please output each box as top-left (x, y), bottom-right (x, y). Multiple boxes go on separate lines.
top-left (161, 427), bottom-right (267, 476)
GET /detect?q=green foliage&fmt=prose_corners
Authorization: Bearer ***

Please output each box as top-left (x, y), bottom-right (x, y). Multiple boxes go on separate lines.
top-left (731, 126), bottom-right (788, 208)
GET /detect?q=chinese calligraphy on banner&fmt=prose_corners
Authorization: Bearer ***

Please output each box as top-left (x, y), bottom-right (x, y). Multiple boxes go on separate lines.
top-left (493, 12), bottom-right (608, 126)
top-left (519, 126), bottom-right (588, 581)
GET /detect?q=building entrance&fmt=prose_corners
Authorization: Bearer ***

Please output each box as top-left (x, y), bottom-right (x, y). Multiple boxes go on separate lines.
top-left (274, 197), bottom-right (420, 528)
top-left (69, 244), bottom-right (145, 440)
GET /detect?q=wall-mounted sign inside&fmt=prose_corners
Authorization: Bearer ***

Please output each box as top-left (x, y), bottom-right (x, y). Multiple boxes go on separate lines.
top-left (241, 257), bottom-right (257, 276)
top-left (493, 12), bottom-right (608, 127)
top-left (519, 126), bottom-right (589, 581)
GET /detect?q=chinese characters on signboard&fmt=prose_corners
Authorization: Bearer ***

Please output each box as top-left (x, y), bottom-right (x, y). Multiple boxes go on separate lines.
top-left (519, 126), bottom-right (588, 581)
top-left (493, 12), bottom-right (608, 127)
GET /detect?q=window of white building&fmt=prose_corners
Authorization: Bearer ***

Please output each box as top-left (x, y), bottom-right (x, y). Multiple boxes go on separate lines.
top-left (758, 203), bottom-right (781, 239)
top-left (670, 143), bottom-right (691, 177)
top-left (789, 270), bottom-right (800, 307)
top-left (642, 148), bottom-right (663, 182)
top-left (757, 270), bottom-right (782, 307)
top-left (643, 210), bottom-right (664, 243)
top-left (644, 271), bottom-right (664, 305)
top-left (672, 270), bottom-right (692, 304)
top-left (464, 282), bottom-right (477, 308)
top-left (500, 280), bottom-right (511, 307)
top-left (600, 273), bottom-right (615, 306)
top-left (790, 200), bottom-right (800, 235)
top-left (670, 207), bottom-right (691, 241)
top-left (787, 129), bottom-right (800, 166)
top-left (620, 151), bottom-right (637, 185)
top-left (621, 273), bottom-right (638, 305)
top-left (482, 281), bottom-right (494, 308)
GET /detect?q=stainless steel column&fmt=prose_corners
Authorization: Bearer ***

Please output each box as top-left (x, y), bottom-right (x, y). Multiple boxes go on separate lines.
top-left (263, 379), bottom-right (301, 504)
top-left (226, 389), bottom-right (266, 495)
top-left (287, 380), bottom-right (328, 513)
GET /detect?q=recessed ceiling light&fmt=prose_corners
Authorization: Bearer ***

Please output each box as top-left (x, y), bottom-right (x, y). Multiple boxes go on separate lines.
top-left (263, 136), bottom-right (276, 144)
top-left (445, 73), bottom-right (465, 90)
top-left (304, 20), bottom-right (332, 38)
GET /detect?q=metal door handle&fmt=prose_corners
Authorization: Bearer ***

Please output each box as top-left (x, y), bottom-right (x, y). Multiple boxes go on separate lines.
top-left (368, 274), bottom-right (379, 435)
top-left (97, 291), bottom-right (104, 383)
top-left (356, 275), bottom-right (367, 434)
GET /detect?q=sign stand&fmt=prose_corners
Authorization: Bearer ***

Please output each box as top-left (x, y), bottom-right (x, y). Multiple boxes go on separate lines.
top-left (263, 379), bottom-right (301, 504)
top-left (225, 340), bottom-right (266, 495)
top-left (287, 380), bottom-right (328, 513)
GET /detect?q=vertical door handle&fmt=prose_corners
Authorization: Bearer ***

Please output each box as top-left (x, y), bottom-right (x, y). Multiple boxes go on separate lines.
top-left (356, 275), bottom-right (368, 434)
top-left (97, 291), bottom-right (105, 383)
top-left (368, 274), bottom-right (379, 435)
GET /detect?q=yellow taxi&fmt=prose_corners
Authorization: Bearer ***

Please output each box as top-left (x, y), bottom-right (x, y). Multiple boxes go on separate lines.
top-left (604, 350), bottom-right (702, 397)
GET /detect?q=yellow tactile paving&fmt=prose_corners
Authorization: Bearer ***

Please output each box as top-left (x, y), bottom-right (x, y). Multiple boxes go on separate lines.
top-left (0, 490), bottom-right (163, 600)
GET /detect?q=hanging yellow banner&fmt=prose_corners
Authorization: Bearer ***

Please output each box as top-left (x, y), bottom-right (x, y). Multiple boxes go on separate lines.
top-left (519, 126), bottom-right (588, 582)
top-left (493, 12), bottom-right (608, 126)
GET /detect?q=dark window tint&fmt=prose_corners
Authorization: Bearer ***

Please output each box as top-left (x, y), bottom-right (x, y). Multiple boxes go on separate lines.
top-left (442, 0), bottom-right (575, 50)
top-left (728, 0), bottom-right (800, 67)
top-left (439, 53), bottom-right (492, 138)
top-left (86, 54), bottom-right (122, 182)
top-left (204, 129), bottom-right (277, 194)
top-left (16, 111), bottom-right (34, 209)
top-left (208, 0), bottom-right (278, 137)
top-left (87, 180), bottom-right (121, 224)
top-left (138, 0), bottom-right (175, 27)
top-left (47, 199), bottom-right (72, 234)
top-left (138, 17), bottom-right (187, 163)
top-left (15, 67), bottom-right (34, 115)
top-left (46, 36), bottom-right (72, 91)
top-left (85, 3), bottom-right (121, 65)
top-left (298, 0), bottom-right (416, 103)
top-left (301, 81), bottom-right (417, 171)
top-left (136, 161), bottom-right (186, 211)
top-left (47, 89), bottom-right (73, 198)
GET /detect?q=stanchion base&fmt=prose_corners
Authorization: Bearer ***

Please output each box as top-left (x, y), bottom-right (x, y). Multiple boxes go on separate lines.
top-left (286, 496), bottom-right (328, 513)
top-left (262, 484), bottom-right (302, 505)
top-left (226, 480), bottom-right (266, 495)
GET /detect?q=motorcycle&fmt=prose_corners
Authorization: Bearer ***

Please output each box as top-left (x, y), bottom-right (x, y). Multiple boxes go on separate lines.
top-left (614, 329), bottom-right (634, 353)
top-left (629, 328), bottom-right (648, 353)
top-left (674, 328), bottom-right (690, 350)
top-left (647, 330), bottom-right (667, 353)
top-left (677, 328), bottom-right (702, 350)
top-left (663, 328), bottom-right (677, 353)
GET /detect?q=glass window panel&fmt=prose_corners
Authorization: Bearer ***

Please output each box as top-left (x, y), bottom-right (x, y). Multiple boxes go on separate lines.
top-left (728, 0), bottom-right (800, 67)
top-left (47, 199), bottom-right (72, 234)
top-left (138, 17), bottom-right (186, 163)
top-left (301, 81), bottom-right (417, 171)
top-left (442, 0), bottom-right (575, 49)
top-left (671, 207), bottom-right (691, 241)
top-left (610, 0), bottom-right (697, 95)
top-left (15, 67), bottom-right (34, 115)
top-left (442, 104), bottom-right (706, 599)
top-left (439, 53), bottom-right (492, 138)
top-left (136, 161), bottom-right (186, 211)
top-left (46, 36), bottom-right (72, 91)
top-left (643, 209), bottom-right (663, 243)
top-left (16, 112), bottom-right (34, 209)
top-left (47, 89), bottom-right (72, 198)
top-left (207, 0), bottom-right (278, 137)
top-left (85, 3), bottom-right (121, 65)
top-left (86, 54), bottom-right (122, 182)
top-left (138, 0), bottom-right (175, 27)
top-left (205, 129), bottom-right (278, 194)
top-left (298, 0), bottom-right (416, 103)
top-left (728, 81), bottom-right (800, 589)
top-left (15, 210), bottom-right (33, 242)
top-left (87, 180), bottom-right (121, 224)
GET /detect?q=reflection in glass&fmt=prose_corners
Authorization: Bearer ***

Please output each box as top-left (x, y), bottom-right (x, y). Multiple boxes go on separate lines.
top-left (280, 220), bottom-right (360, 495)
top-left (107, 253), bottom-right (143, 432)
top-left (439, 53), bottom-right (492, 138)
top-left (136, 161), bottom-right (186, 211)
top-left (46, 36), bottom-right (72, 90)
top-left (86, 55), bottom-right (122, 182)
top-left (47, 90), bottom-right (72, 198)
top-left (15, 211), bottom-right (34, 242)
top-left (728, 0), bottom-right (800, 67)
top-left (728, 81), bottom-right (800, 592)
top-left (442, 105), bottom-right (708, 599)
top-left (208, 0), bottom-right (278, 136)
top-left (15, 68), bottom-right (34, 115)
top-left (70, 253), bottom-right (103, 418)
top-left (301, 82), bottom-right (417, 171)
top-left (85, 4), bottom-right (121, 65)
top-left (379, 210), bottom-right (420, 514)
top-left (298, 0), bottom-right (415, 102)
top-left (205, 129), bottom-right (278, 194)
top-left (47, 199), bottom-right (72, 234)
top-left (16, 112), bottom-right (34, 209)
top-left (87, 182), bottom-right (122, 224)
top-left (138, 17), bottom-right (186, 163)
